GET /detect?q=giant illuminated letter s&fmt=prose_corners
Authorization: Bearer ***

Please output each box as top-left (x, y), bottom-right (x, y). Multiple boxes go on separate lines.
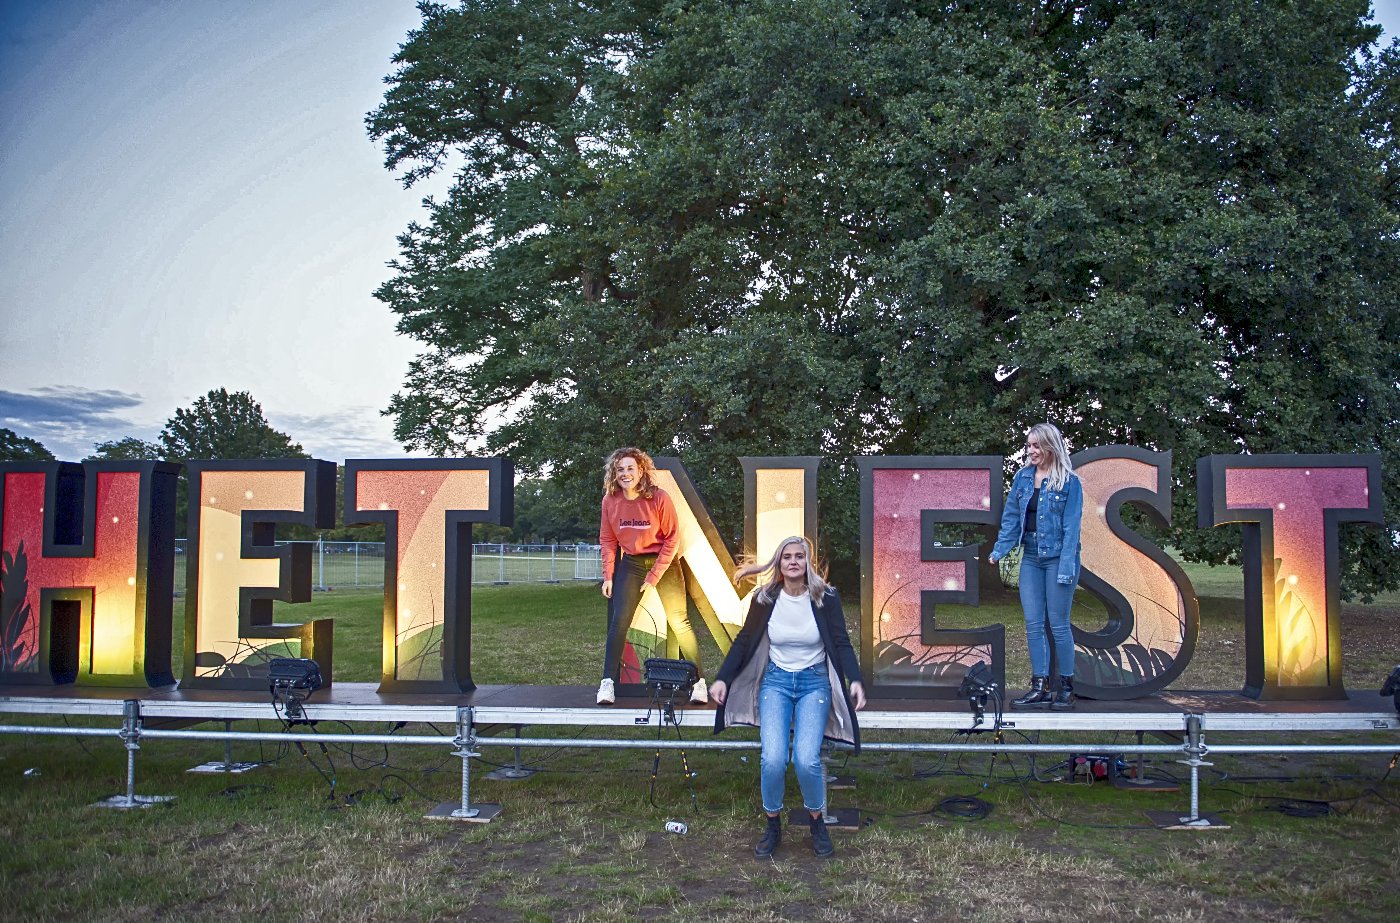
top-left (182, 460), bottom-right (336, 690)
top-left (0, 460), bottom-right (179, 687)
top-left (345, 458), bottom-right (513, 693)
top-left (1197, 454), bottom-right (1382, 699)
top-left (1071, 447), bottom-right (1199, 698)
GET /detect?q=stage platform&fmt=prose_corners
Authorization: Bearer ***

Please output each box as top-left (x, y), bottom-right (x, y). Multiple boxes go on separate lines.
top-left (4, 682), bottom-right (1396, 825)
top-left (2, 683), bottom-right (1397, 734)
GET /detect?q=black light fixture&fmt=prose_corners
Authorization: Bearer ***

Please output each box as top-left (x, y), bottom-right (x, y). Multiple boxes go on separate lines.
top-left (957, 660), bottom-right (999, 728)
top-left (642, 658), bottom-right (700, 813)
top-left (643, 658), bottom-right (699, 696)
top-left (1381, 665), bottom-right (1400, 715)
top-left (268, 657), bottom-right (323, 722)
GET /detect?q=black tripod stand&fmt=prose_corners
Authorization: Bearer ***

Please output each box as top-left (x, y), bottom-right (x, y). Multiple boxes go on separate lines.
top-left (646, 682), bottom-right (699, 813)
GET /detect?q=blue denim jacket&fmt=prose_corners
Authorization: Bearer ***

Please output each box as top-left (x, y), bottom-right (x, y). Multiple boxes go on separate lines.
top-left (991, 466), bottom-right (1083, 585)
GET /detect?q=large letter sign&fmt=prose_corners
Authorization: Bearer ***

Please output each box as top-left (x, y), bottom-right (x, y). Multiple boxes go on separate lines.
top-left (0, 447), bottom-right (1384, 703)
top-left (344, 458), bottom-right (513, 693)
top-left (1198, 454), bottom-right (1383, 700)
top-left (182, 460), bottom-right (336, 690)
top-left (858, 457), bottom-right (1005, 698)
top-left (1071, 447), bottom-right (1199, 698)
top-left (0, 461), bottom-right (179, 687)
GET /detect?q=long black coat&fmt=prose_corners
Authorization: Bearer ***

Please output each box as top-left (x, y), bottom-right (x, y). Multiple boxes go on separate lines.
top-left (711, 587), bottom-right (863, 753)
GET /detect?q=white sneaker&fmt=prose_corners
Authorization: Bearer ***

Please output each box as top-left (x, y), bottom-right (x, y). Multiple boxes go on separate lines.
top-left (596, 678), bottom-right (615, 705)
top-left (690, 678), bottom-right (708, 704)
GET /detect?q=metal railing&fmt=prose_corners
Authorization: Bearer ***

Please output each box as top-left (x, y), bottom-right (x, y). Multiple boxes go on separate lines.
top-left (173, 540), bottom-right (602, 592)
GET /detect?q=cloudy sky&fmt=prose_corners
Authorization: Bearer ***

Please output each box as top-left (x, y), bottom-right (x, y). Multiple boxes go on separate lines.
top-left (1, 0), bottom-right (440, 461)
top-left (3, 1), bottom-right (1399, 462)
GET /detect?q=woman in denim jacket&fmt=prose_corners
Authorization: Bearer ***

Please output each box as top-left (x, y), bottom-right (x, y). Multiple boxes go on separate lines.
top-left (989, 423), bottom-right (1083, 710)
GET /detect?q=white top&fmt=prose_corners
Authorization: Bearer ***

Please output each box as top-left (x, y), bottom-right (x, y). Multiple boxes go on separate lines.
top-left (767, 590), bottom-right (826, 671)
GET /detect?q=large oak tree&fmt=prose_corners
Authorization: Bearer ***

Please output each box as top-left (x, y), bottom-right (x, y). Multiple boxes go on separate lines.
top-left (369, 0), bottom-right (1399, 596)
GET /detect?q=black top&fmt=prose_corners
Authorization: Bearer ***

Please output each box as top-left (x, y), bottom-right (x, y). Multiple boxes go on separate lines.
top-left (1023, 482), bottom-right (1040, 534)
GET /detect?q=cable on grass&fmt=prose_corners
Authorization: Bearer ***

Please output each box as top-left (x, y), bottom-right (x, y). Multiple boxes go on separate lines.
top-left (1007, 767), bottom-right (1165, 831)
top-left (936, 795), bottom-right (994, 820)
top-left (1212, 759), bottom-right (1398, 817)
top-left (60, 714), bottom-right (98, 758)
top-left (1264, 799), bottom-right (1333, 818)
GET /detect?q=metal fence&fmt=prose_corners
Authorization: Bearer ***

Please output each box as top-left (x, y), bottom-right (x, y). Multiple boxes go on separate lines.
top-left (172, 541), bottom-right (602, 592)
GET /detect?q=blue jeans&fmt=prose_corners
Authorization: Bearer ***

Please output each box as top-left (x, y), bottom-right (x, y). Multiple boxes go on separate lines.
top-left (1019, 535), bottom-right (1077, 678)
top-left (758, 661), bottom-right (829, 814)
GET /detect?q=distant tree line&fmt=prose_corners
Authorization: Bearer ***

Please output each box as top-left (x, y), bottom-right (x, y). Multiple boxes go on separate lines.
top-left (2, 389), bottom-right (593, 543)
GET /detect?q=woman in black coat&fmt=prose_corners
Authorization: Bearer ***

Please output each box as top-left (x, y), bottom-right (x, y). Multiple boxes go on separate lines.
top-left (709, 536), bottom-right (865, 859)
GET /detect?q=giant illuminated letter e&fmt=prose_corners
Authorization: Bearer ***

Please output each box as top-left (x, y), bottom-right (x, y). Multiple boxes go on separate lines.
top-left (182, 460), bottom-right (336, 690)
top-left (858, 456), bottom-right (1005, 699)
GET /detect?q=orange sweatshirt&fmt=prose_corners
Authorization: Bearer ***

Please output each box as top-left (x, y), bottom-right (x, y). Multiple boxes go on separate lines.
top-left (599, 487), bottom-right (680, 585)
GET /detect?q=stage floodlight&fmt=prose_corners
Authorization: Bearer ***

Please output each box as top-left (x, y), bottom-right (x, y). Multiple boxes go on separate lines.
top-left (644, 658), bottom-right (698, 695)
top-left (268, 657), bottom-right (323, 722)
top-left (957, 660), bottom-right (998, 727)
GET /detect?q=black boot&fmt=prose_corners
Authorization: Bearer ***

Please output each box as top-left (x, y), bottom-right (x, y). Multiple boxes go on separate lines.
top-left (1050, 674), bottom-right (1075, 711)
top-left (809, 813), bottom-right (835, 858)
top-left (754, 814), bottom-right (782, 858)
top-left (1012, 675), bottom-right (1051, 709)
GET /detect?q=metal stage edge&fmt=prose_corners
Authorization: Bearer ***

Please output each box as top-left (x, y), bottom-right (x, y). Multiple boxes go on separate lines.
top-left (1, 683), bottom-right (1397, 733)
top-left (4, 684), bottom-right (1397, 826)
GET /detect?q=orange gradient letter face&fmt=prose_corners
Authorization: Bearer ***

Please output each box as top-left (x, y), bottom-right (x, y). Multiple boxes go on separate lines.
top-left (345, 458), bottom-right (512, 693)
top-left (1071, 448), bottom-right (1199, 698)
top-left (0, 461), bottom-right (179, 687)
top-left (1198, 455), bottom-right (1382, 699)
top-left (858, 457), bottom-right (1005, 698)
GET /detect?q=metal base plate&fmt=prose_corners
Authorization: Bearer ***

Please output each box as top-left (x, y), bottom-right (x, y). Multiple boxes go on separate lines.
top-left (1112, 774), bottom-right (1179, 792)
top-left (92, 794), bottom-right (176, 810)
top-left (425, 801), bottom-right (502, 823)
top-left (826, 774), bottom-right (856, 790)
top-left (1146, 810), bottom-right (1230, 830)
top-left (484, 766), bottom-right (536, 781)
top-left (188, 761), bottom-right (261, 774)
top-left (789, 806), bottom-right (860, 830)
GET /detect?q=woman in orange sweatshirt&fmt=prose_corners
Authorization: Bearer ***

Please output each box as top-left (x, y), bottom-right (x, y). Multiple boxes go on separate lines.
top-left (596, 447), bottom-right (706, 705)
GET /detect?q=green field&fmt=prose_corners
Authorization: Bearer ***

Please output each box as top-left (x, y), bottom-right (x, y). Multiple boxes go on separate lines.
top-left (1, 563), bottom-right (1398, 922)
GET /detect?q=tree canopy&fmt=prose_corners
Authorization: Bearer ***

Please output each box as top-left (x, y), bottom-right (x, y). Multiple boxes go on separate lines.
top-left (85, 437), bottom-right (163, 462)
top-left (369, 0), bottom-right (1400, 596)
top-left (0, 428), bottom-right (53, 462)
top-left (159, 389), bottom-right (305, 462)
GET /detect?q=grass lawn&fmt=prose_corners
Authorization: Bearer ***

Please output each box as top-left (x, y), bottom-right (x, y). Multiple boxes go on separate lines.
top-left (1, 561), bottom-right (1398, 922)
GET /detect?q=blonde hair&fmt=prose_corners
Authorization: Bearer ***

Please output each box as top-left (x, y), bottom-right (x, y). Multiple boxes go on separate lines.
top-left (602, 447), bottom-right (660, 499)
top-left (732, 536), bottom-right (829, 607)
top-left (1027, 422), bottom-right (1073, 491)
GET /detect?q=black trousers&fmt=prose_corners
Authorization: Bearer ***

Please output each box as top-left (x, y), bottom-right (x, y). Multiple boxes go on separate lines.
top-left (602, 552), bottom-right (700, 682)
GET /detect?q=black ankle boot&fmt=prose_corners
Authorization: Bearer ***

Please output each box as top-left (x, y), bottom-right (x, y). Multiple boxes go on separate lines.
top-left (809, 813), bottom-right (835, 858)
top-left (1050, 674), bottom-right (1075, 711)
top-left (1012, 675), bottom-right (1051, 709)
top-left (754, 814), bottom-right (782, 858)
